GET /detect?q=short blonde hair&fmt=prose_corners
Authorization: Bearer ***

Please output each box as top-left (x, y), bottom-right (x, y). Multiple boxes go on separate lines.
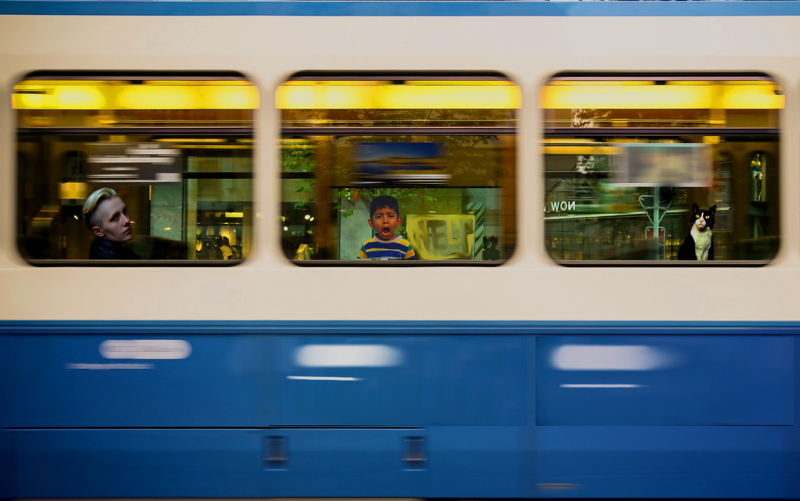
top-left (82, 187), bottom-right (117, 231)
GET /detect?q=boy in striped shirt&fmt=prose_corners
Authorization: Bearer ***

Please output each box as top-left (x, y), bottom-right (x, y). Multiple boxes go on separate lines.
top-left (358, 195), bottom-right (417, 260)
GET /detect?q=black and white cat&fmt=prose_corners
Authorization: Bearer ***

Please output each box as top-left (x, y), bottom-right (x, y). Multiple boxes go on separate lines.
top-left (678, 203), bottom-right (716, 260)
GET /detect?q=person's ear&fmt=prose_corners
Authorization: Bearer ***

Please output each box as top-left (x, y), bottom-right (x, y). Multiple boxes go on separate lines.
top-left (92, 226), bottom-right (104, 238)
top-left (368, 219), bottom-right (375, 229)
top-left (397, 216), bottom-right (402, 226)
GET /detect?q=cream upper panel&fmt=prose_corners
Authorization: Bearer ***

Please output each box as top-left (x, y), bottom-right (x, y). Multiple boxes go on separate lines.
top-left (0, 16), bottom-right (799, 58)
top-left (0, 14), bottom-right (797, 320)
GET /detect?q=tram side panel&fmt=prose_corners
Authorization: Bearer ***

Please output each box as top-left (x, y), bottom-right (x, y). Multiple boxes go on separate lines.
top-left (794, 337), bottom-right (800, 496)
top-left (12, 429), bottom-right (263, 498)
top-left (6, 332), bottom-right (267, 497)
top-left (7, 334), bottom-right (267, 428)
top-left (0, 334), bottom-right (14, 499)
top-left (7, 329), bottom-right (800, 498)
top-left (5, 331), bottom-right (527, 498)
top-left (532, 334), bottom-right (798, 498)
top-left (268, 335), bottom-right (526, 498)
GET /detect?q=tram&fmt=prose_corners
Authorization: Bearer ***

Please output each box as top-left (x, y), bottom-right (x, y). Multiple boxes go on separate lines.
top-left (1, 1), bottom-right (800, 499)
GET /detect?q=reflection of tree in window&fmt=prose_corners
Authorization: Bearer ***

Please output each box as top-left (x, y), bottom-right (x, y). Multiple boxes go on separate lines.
top-left (751, 152), bottom-right (766, 202)
top-left (749, 152), bottom-right (769, 241)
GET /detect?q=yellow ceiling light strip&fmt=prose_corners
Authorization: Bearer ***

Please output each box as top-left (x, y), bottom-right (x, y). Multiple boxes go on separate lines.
top-left (154, 138), bottom-right (228, 143)
top-left (404, 80), bottom-right (517, 86)
top-left (547, 80), bottom-right (656, 87)
top-left (116, 85), bottom-right (195, 109)
top-left (275, 81), bottom-right (521, 109)
top-left (542, 84), bottom-right (710, 110)
top-left (14, 85), bottom-right (107, 110)
top-left (543, 146), bottom-right (620, 155)
top-left (541, 82), bottom-right (784, 110)
top-left (720, 84), bottom-right (783, 109)
top-left (205, 85), bottom-right (260, 109)
top-left (12, 80), bottom-right (260, 110)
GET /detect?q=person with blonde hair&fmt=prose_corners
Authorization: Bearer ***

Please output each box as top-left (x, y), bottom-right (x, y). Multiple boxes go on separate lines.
top-left (82, 187), bottom-right (140, 259)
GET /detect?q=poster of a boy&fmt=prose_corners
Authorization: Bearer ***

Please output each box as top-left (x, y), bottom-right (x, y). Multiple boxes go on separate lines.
top-left (357, 195), bottom-right (417, 260)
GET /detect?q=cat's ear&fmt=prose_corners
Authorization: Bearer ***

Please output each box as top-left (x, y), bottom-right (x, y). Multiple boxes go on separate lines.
top-left (692, 203), bottom-right (700, 212)
top-left (709, 205), bottom-right (717, 215)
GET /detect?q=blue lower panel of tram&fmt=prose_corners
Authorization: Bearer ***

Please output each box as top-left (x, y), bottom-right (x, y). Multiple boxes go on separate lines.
top-left (5, 334), bottom-right (267, 427)
top-left (11, 429), bottom-right (263, 498)
top-left (1, 327), bottom-right (798, 498)
top-left (533, 334), bottom-right (797, 498)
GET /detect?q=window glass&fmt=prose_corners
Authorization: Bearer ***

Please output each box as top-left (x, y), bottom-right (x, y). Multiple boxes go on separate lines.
top-left (15, 74), bottom-right (256, 262)
top-left (543, 75), bottom-right (781, 262)
top-left (279, 75), bottom-right (518, 263)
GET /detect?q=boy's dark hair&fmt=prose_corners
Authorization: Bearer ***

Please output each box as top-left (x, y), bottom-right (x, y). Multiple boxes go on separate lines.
top-left (369, 195), bottom-right (400, 218)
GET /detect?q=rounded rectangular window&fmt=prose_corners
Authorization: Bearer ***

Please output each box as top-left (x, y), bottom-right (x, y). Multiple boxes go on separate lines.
top-left (279, 73), bottom-right (518, 263)
top-left (15, 72), bottom-right (257, 263)
top-left (542, 74), bottom-right (781, 263)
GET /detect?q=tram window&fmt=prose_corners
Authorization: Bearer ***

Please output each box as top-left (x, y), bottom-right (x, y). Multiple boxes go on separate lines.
top-left (542, 75), bottom-right (781, 263)
top-left (278, 74), bottom-right (518, 263)
top-left (14, 73), bottom-right (257, 263)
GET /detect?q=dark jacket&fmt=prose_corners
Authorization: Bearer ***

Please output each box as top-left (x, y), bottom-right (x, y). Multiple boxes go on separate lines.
top-left (89, 237), bottom-right (141, 260)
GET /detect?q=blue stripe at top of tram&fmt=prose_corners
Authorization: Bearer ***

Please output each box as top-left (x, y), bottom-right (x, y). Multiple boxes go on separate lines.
top-left (3, 1), bottom-right (800, 17)
top-left (3, 319), bottom-right (800, 334)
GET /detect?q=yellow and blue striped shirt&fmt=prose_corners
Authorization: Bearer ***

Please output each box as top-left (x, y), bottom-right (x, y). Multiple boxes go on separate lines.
top-left (358, 236), bottom-right (417, 260)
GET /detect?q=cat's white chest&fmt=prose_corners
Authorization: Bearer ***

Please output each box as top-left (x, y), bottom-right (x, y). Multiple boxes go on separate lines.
top-left (691, 226), bottom-right (713, 260)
